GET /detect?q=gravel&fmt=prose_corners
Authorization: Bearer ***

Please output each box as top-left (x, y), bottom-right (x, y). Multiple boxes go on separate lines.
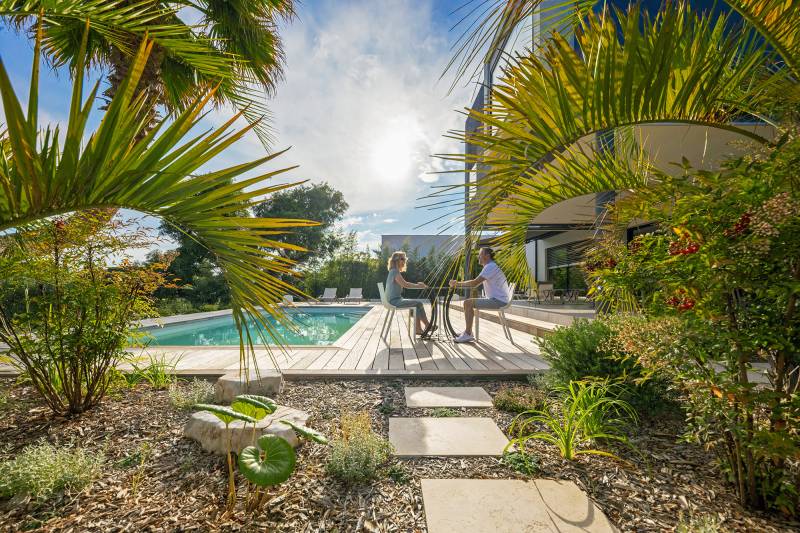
top-left (0, 378), bottom-right (797, 532)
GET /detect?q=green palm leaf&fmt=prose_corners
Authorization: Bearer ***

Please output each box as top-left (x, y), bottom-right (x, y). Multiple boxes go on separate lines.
top-left (0, 22), bottom-right (315, 373)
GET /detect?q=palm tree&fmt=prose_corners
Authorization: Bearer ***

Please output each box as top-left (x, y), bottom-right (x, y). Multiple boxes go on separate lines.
top-left (1, 0), bottom-right (295, 146)
top-left (0, 22), bottom-right (312, 372)
top-left (436, 0), bottom-right (799, 282)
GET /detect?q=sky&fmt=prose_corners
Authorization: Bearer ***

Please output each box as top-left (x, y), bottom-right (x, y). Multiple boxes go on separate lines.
top-left (0, 0), bottom-right (475, 255)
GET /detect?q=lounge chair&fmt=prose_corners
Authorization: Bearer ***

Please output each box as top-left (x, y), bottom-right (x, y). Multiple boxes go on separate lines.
top-left (343, 288), bottom-right (363, 304)
top-left (319, 287), bottom-right (338, 303)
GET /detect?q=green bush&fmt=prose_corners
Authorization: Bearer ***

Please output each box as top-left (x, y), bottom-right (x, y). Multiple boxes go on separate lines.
top-left (326, 411), bottom-right (393, 484)
top-left (539, 318), bottom-right (670, 413)
top-left (0, 442), bottom-right (103, 500)
top-left (157, 297), bottom-right (196, 317)
top-left (168, 378), bottom-right (215, 409)
top-left (493, 386), bottom-right (547, 413)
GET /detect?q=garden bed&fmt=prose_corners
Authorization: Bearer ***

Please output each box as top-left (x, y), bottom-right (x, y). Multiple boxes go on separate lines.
top-left (0, 378), bottom-right (796, 532)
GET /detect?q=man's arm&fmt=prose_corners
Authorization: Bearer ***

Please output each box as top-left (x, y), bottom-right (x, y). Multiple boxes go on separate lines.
top-left (449, 276), bottom-right (485, 288)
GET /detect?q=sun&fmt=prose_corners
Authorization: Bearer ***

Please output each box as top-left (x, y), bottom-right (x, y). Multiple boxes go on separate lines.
top-left (368, 116), bottom-right (424, 183)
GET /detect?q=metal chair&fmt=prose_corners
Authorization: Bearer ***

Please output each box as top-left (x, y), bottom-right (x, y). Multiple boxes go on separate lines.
top-left (475, 283), bottom-right (515, 342)
top-left (376, 282), bottom-right (415, 339)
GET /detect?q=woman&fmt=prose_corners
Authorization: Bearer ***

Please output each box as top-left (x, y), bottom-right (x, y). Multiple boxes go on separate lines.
top-left (385, 251), bottom-right (433, 336)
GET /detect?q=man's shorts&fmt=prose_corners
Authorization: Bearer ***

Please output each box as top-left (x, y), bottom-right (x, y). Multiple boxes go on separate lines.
top-left (473, 297), bottom-right (508, 309)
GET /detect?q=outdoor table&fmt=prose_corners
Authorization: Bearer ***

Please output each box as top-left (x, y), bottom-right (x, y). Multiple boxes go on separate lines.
top-left (406, 286), bottom-right (458, 340)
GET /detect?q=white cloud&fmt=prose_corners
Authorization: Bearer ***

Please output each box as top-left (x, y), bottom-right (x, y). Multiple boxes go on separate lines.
top-left (339, 215), bottom-right (364, 228)
top-left (355, 229), bottom-right (381, 251)
top-left (382, 218), bottom-right (398, 224)
top-left (261, 0), bottom-right (468, 215)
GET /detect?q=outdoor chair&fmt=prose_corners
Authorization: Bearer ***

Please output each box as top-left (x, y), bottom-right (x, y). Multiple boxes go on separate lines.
top-left (319, 287), bottom-right (338, 303)
top-left (475, 284), bottom-right (515, 343)
top-left (376, 282), bottom-right (415, 339)
top-left (343, 288), bottom-right (363, 304)
top-left (532, 282), bottom-right (555, 304)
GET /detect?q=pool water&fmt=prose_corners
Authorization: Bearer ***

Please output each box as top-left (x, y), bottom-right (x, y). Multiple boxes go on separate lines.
top-left (143, 307), bottom-right (370, 346)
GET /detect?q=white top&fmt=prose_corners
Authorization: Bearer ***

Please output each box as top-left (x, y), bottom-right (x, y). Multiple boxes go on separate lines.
top-left (478, 261), bottom-right (511, 303)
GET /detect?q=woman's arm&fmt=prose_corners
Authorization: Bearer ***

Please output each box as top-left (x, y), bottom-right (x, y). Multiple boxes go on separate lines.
top-left (394, 272), bottom-right (426, 289)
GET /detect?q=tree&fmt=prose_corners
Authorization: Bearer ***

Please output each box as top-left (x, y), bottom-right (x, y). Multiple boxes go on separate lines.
top-left (253, 182), bottom-right (348, 267)
top-left (436, 0), bottom-right (798, 282)
top-left (1, 0), bottom-right (295, 145)
top-left (0, 24), bottom-right (312, 372)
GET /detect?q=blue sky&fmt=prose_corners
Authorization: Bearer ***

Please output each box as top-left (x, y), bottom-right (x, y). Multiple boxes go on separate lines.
top-left (0, 0), bottom-right (474, 254)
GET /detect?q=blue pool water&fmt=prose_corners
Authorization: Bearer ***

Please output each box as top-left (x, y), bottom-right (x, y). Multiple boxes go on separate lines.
top-left (143, 307), bottom-right (370, 346)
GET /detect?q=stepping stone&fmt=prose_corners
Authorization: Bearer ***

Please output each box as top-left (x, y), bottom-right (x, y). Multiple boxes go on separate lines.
top-left (421, 479), bottom-right (615, 533)
top-left (405, 386), bottom-right (493, 408)
top-left (389, 417), bottom-right (508, 457)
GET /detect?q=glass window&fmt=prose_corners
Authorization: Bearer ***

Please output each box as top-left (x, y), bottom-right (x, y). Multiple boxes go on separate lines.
top-left (545, 240), bottom-right (589, 291)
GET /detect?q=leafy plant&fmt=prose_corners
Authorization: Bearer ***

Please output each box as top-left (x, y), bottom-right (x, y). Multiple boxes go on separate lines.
top-left (125, 352), bottom-right (179, 390)
top-left (676, 511), bottom-right (726, 533)
top-left (502, 451), bottom-right (539, 476)
top-left (0, 442), bottom-right (103, 501)
top-left (168, 378), bottom-right (215, 410)
top-left (589, 142), bottom-right (800, 513)
top-left (326, 411), bottom-right (393, 484)
top-left (507, 380), bottom-right (637, 462)
top-left (493, 386), bottom-right (547, 414)
top-left (386, 462), bottom-right (411, 484)
top-left (431, 407), bottom-right (459, 417)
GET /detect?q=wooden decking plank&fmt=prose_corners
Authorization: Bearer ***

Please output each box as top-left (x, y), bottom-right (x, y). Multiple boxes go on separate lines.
top-left (289, 349), bottom-right (331, 370)
top-left (388, 316), bottom-right (406, 370)
top-left (397, 312), bottom-right (422, 371)
top-left (426, 340), bottom-right (459, 370)
top-left (339, 307), bottom-right (383, 369)
top-left (356, 308), bottom-right (386, 369)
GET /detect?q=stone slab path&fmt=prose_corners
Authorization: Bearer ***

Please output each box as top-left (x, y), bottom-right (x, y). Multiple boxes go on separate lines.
top-left (404, 386), bottom-right (493, 408)
top-left (422, 478), bottom-right (615, 533)
top-left (389, 417), bottom-right (509, 457)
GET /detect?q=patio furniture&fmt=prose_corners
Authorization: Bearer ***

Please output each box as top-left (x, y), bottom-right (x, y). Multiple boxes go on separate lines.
top-left (532, 282), bottom-right (555, 304)
top-left (319, 287), bottom-right (338, 303)
top-left (377, 282), bottom-right (416, 338)
top-left (343, 288), bottom-right (363, 304)
top-left (475, 284), bottom-right (515, 343)
top-left (282, 294), bottom-right (294, 304)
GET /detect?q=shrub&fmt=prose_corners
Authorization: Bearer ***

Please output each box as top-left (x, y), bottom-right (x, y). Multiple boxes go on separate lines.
top-left (326, 411), bottom-right (393, 484)
top-left (168, 378), bottom-right (215, 409)
top-left (125, 352), bottom-right (178, 389)
top-left (539, 318), bottom-right (671, 413)
top-left (157, 297), bottom-right (196, 317)
top-left (0, 442), bottom-right (103, 500)
top-left (0, 215), bottom-right (169, 415)
top-left (493, 386), bottom-right (547, 413)
top-left (502, 451), bottom-right (539, 475)
top-left (676, 512), bottom-right (725, 533)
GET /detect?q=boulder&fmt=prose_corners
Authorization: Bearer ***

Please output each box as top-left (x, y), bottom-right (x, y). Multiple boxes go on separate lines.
top-left (214, 371), bottom-right (283, 404)
top-left (184, 406), bottom-right (309, 455)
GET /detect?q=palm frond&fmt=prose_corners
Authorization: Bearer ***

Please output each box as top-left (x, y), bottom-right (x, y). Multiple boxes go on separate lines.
top-left (0, 21), bottom-right (313, 374)
top-left (726, 0), bottom-right (800, 76)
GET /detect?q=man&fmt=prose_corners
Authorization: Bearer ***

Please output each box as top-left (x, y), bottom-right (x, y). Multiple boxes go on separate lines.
top-left (449, 247), bottom-right (511, 343)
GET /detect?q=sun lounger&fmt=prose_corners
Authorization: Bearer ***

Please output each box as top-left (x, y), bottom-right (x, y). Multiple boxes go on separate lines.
top-left (343, 288), bottom-right (363, 304)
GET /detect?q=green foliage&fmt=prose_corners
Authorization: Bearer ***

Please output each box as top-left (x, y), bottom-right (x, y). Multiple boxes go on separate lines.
top-left (502, 451), bottom-right (539, 476)
top-left (237, 435), bottom-right (296, 487)
top-left (539, 318), bottom-right (672, 414)
top-left (194, 404), bottom-right (256, 426)
top-left (326, 411), bottom-right (393, 484)
top-left (156, 297), bottom-right (198, 317)
top-left (280, 419), bottom-right (329, 444)
top-left (0, 215), bottom-right (168, 415)
top-left (589, 140), bottom-right (800, 514)
top-left (234, 395), bottom-right (277, 419)
top-left (168, 379), bottom-right (215, 410)
top-left (125, 352), bottom-right (178, 390)
top-left (507, 380), bottom-right (637, 462)
top-left (0, 442), bottom-right (103, 501)
top-left (386, 462), bottom-right (411, 484)
top-left (431, 407), bottom-right (459, 417)
top-left (493, 386), bottom-right (547, 414)
top-left (675, 512), bottom-right (725, 533)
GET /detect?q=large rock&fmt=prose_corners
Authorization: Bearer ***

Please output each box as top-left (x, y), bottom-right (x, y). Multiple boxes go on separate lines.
top-left (184, 406), bottom-right (309, 455)
top-left (214, 371), bottom-right (284, 404)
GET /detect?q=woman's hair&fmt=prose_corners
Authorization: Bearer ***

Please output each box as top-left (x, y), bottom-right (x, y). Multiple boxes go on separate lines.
top-left (480, 247), bottom-right (495, 260)
top-left (388, 251), bottom-right (408, 272)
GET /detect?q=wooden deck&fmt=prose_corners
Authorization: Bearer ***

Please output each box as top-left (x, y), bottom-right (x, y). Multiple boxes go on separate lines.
top-left (131, 305), bottom-right (550, 379)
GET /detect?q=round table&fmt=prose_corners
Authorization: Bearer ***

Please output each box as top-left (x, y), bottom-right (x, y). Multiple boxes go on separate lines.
top-left (407, 286), bottom-right (458, 340)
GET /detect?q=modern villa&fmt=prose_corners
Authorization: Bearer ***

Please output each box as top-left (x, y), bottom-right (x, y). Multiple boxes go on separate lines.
top-left (465, 0), bottom-right (775, 294)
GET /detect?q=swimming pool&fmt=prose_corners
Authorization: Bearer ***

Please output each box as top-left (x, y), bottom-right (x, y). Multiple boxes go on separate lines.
top-left (142, 307), bottom-right (370, 346)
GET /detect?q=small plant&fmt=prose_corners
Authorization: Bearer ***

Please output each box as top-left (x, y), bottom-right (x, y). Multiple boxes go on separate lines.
top-left (493, 386), bottom-right (547, 413)
top-left (676, 511), bottom-right (726, 533)
top-left (0, 442), bottom-right (103, 500)
top-left (507, 380), bottom-right (637, 461)
top-left (502, 451), bottom-right (539, 476)
top-left (168, 378), bottom-right (215, 410)
top-left (326, 411), bottom-right (393, 484)
top-left (126, 352), bottom-right (179, 389)
top-left (119, 442), bottom-right (152, 496)
top-left (386, 462), bottom-right (411, 484)
top-left (431, 407), bottom-right (459, 417)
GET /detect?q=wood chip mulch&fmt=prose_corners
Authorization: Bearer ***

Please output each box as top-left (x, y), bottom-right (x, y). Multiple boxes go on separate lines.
top-left (0, 378), bottom-right (798, 532)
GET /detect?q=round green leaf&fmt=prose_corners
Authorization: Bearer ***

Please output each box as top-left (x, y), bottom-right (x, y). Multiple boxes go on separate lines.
top-left (238, 436), bottom-right (296, 487)
top-left (279, 420), bottom-right (328, 444)
top-left (194, 403), bottom-right (256, 425)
